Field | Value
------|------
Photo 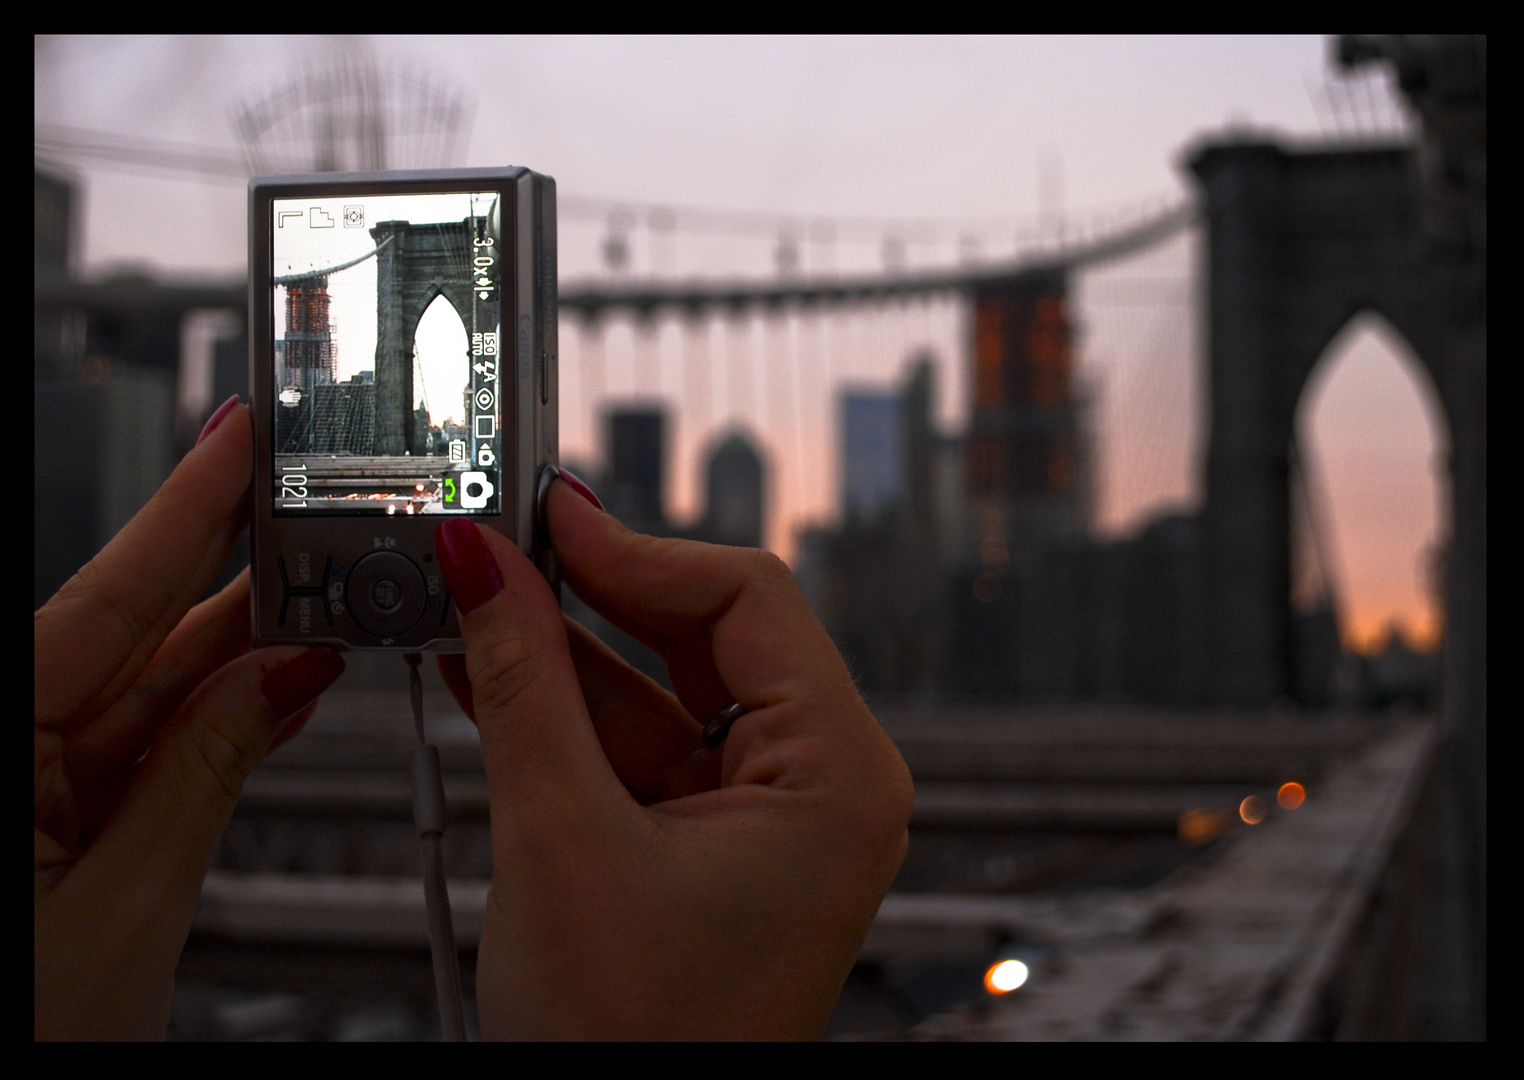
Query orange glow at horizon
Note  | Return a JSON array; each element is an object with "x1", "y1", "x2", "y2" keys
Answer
[{"x1": 1300, "y1": 315, "x2": 1448, "y2": 656}]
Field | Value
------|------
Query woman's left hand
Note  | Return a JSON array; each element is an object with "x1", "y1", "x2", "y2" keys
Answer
[{"x1": 34, "y1": 400, "x2": 345, "y2": 1040}]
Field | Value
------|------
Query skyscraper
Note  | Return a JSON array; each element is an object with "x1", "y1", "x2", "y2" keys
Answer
[
  {"x1": 605, "y1": 409, "x2": 666, "y2": 530},
  {"x1": 840, "y1": 391, "x2": 902, "y2": 522},
  {"x1": 964, "y1": 271, "x2": 1090, "y2": 548},
  {"x1": 703, "y1": 433, "x2": 764, "y2": 548}
]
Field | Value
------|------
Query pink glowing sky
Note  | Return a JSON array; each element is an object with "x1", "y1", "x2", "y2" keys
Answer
[{"x1": 34, "y1": 36, "x2": 1447, "y2": 650}]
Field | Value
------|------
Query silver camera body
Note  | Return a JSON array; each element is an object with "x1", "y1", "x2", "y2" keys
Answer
[{"x1": 248, "y1": 168, "x2": 558, "y2": 651}]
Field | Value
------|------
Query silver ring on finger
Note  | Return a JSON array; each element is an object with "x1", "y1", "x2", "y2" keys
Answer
[{"x1": 702, "y1": 702, "x2": 747, "y2": 749}]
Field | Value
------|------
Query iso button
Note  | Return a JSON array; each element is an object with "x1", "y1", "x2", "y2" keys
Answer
[{"x1": 345, "y1": 551, "x2": 427, "y2": 638}]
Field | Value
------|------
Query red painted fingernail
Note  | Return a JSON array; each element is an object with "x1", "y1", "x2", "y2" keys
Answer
[
  {"x1": 197, "y1": 395, "x2": 241, "y2": 446},
  {"x1": 260, "y1": 648, "x2": 345, "y2": 720},
  {"x1": 435, "y1": 518, "x2": 505, "y2": 616},
  {"x1": 558, "y1": 468, "x2": 604, "y2": 512}
]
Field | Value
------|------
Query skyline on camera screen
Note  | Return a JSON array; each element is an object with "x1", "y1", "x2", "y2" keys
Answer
[{"x1": 270, "y1": 191, "x2": 504, "y2": 516}]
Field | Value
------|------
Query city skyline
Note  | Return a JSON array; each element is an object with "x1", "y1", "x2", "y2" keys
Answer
[{"x1": 34, "y1": 36, "x2": 1444, "y2": 652}]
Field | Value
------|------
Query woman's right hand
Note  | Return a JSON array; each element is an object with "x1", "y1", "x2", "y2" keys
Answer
[
  {"x1": 34, "y1": 401, "x2": 345, "y2": 1040},
  {"x1": 434, "y1": 477, "x2": 914, "y2": 1040}
]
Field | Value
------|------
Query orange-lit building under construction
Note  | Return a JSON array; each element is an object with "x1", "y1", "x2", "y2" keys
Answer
[{"x1": 966, "y1": 271, "x2": 1090, "y2": 548}]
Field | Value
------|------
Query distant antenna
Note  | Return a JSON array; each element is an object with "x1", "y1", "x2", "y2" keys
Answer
[{"x1": 233, "y1": 49, "x2": 473, "y2": 174}]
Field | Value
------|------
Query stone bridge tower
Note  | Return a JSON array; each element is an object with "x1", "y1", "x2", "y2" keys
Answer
[
  {"x1": 1193, "y1": 36, "x2": 1485, "y2": 1035},
  {"x1": 370, "y1": 218, "x2": 485, "y2": 455},
  {"x1": 1189, "y1": 141, "x2": 1483, "y2": 715}
]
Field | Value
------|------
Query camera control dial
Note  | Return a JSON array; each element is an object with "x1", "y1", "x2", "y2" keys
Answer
[{"x1": 345, "y1": 551, "x2": 427, "y2": 638}]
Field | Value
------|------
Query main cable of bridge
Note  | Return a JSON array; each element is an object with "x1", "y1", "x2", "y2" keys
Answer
[
  {"x1": 557, "y1": 199, "x2": 1198, "y2": 319},
  {"x1": 35, "y1": 122, "x2": 1194, "y2": 303}
]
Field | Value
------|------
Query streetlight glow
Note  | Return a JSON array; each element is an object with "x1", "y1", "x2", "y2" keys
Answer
[{"x1": 984, "y1": 959, "x2": 1030, "y2": 995}]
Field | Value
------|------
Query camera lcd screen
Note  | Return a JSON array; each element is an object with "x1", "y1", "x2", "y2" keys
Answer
[{"x1": 270, "y1": 191, "x2": 504, "y2": 516}]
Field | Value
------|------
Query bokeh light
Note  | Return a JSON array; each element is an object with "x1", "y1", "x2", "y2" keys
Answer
[
  {"x1": 984, "y1": 959, "x2": 1030, "y2": 995},
  {"x1": 1239, "y1": 795, "x2": 1268, "y2": 825},
  {"x1": 1177, "y1": 808, "x2": 1233, "y2": 847},
  {"x1": 1277, "y1": 782, "x2": 1306, "y2": 809}
]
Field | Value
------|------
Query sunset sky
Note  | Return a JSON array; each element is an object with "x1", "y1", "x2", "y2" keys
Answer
[{"x1": 34, "y1": 35, "x2": 1447, "y2": 652}]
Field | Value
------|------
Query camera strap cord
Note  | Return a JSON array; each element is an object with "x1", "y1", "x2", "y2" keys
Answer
[{"x1": 404, "y1": 653, "x2": 468, "y2": 1042}]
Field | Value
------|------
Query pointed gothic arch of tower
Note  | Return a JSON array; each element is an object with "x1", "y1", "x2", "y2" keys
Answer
[
  {"x1": 371, "y1": 218, "x2": 488, "y2": 455},
  {"x1": 1188, "y1": 141, "x2": 1483, "y2": 713},
  {"x1": 414, "y1": 292, "x2": 471, "y2": 430},
  {"x1": 1293, "y1": 310, "x2": 1448, "y2": 656}
]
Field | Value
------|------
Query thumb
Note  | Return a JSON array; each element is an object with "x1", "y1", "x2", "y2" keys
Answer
[{"x1": 434, "y1": 518, "x2": 624, "y2": 828}]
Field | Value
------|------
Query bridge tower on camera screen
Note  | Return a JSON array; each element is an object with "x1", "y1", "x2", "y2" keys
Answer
[{"x1": 275, "y1": 277, "x2": 338, "y2": 454}]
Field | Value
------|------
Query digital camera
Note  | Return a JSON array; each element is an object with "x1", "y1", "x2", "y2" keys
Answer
[{"x1": 248, "y1": 168, "x2": 558, "y2": 650}]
